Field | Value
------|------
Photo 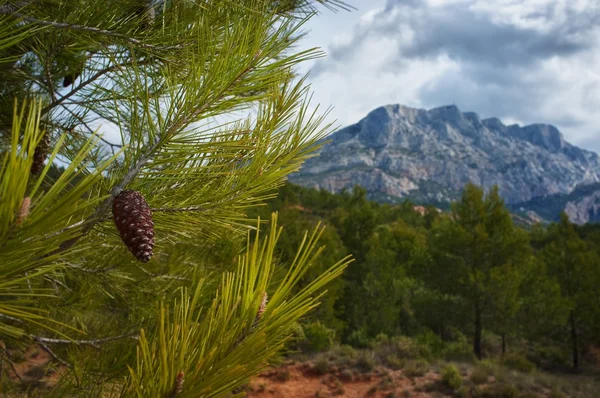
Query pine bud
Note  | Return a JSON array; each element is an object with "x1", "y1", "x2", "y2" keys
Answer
[
  {"x1": 256, "y1": 292, "x2": 268, "y2": 322},
  {"x1": 30, "y1": 133, "x2": 50, "y2": 176},
  {"x1": 137, "y1": 0, "x2": 155, "y2": 29},
  {"x1": 112, "y1": 190, "x2": 154, "y2": 262},
  {"x1": 16, "y1": 197, "x2": 31, "y2": 225},
  {"x1": 62, "y1": 70, "x2": 81, "y2": 87},
  {"x1": 166, "y1": 371, "x2": 184, "y2": 397}
]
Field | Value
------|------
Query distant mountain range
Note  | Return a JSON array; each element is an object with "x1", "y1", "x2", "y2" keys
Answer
[{"x1": 289, "y1": 104, "x2": 600, "y2": 224}]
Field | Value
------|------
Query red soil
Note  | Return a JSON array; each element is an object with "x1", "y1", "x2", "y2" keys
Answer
[{"x1": 247, "y1": 362, "x2": 450, "y2": 398}]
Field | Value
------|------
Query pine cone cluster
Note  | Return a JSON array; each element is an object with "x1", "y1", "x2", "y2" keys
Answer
[
  {"x1": 30, "y1": 134, "x2": 50, "y2": 176},
  {"x1": 112, "y1": 190, "x2": 154, "y2": 262}
]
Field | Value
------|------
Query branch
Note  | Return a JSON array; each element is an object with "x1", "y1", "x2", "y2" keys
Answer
[
  {"x1": 33, "y1": 333, "x2": 139, "y2": 349},
  {"x1": 151, "y1": 206, "x2": 207, "y2": 213},
  {"x1": 36, "y1": 340, "x2": 72, "y2": 368},
  {"x1": 41, "y1": 58, "x2": 153, "y2": 115},
  {"x1": 2, "y1": 10, "x2": 182, "y2": 51},
  {"x1": 51, "y1": 52, "x2": 260, "y2": 256},
  {"x1": 136, "y1": 266, "x2": 189, "y2": 281}
]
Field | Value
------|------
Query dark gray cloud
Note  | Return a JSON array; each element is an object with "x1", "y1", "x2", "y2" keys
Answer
[
  {"x1": 317, "y1": 0, "x2": 598, "y2": 71},
  {"x1": 307, "y1": 0, "x2": 600, "y2": 153}
]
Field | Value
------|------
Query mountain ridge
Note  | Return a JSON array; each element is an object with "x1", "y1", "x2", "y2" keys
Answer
[{"x1": 290, "y1": 104, "x2": 600, "y2": 223}]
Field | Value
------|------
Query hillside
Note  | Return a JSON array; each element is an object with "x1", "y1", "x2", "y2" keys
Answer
[{"x1": 289, "y1": 104, "x2": 600, "y2": 223}]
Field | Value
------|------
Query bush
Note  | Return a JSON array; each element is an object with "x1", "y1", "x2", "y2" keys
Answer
[
  {"x1": 415, "y1": 330, "x2": 445, "y2": 358},
  {"x1": 355, "y1": 351, "x2": 376, "y2": 373},
  {"x1": 335, "y1": 344, "x2": 358, "y2": 359},
  {"x1": 527, "y1": 345, "x2": 569, "y2": 371},
  {"x1": 470, "y1": 365, "x2": 491, "y2": 385},
  {"x1": 441, "y1": 364, "x2": 463, "y2": 390},
  {"x1": 501, "y1": 353, "x2": 536, "y2": 374},
  {"x1": 548, "y1": 387, "x2": 565, "y2": 398},
  {"x1": 347, "y1": 329, "x2": 370, "y2": 348},
  {"x1": 443, "y1": 342, "x2": 477, "y2": 363},
  {"x1": 301, "y1": 322, "x2": 335, "y2": 353},
  {"x1": 481, "y1": 332, "x2": 502, "y2": 357},
  {"x1": 374, "y1": 335, "x2": 421, "y2": 362},
  {"x1": 313, "y1": 357, "x2": 331, "y2": 375},
  {"x1": 404, "y1": 359, "x2": 429, "y2": 377},
  {"x1": 274, "y1": 368, "x2": 291, "y2": 382},
  {"x1": 482, "y1": 383, "x2": 518, "y2": 398},
  {"x1": 384, "y1": 353, "x2": 405, "y2": 370},
  {"x1": 456, "y1": 386, "x2": 469, "y2": 398}
]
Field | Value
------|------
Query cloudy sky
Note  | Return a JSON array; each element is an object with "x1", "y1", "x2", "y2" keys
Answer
[{"x1": 296, "y1": 0, "x2": 600, "y2": 153}]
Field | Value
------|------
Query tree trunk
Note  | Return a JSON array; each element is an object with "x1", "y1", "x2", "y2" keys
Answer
[
  {"x1": 474, "y1": 303, "x2": 482, "y2": 359},
  {"x1": 570, "y1": 310, "x2": 579, "y2": 370},
  {"x1": 501, "y1": 333, "x2": 506, "y2": 355}
]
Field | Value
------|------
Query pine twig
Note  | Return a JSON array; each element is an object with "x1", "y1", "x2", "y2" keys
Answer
[
  {"x1": 164, "y1": 371, "x2": 184, "y2": 398},
  {"x1": 136, "y1": 265, "x2": 189, "y2": 281},
  {"x1": 50, "y1": 50, "x2": 261, "y2": 256},
  {"x1": 36, "y1": 341, "x2": 71, "y2": 368},
  {"x1": 1, "y1": 10, "x2": 181, "y2": 51},
  {"x1": 33, "y1": 333, "x2": 139, "y2": 349}
]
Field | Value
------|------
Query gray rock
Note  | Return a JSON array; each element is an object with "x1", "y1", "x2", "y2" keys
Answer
[{"x1": 290, "y1": 104, "x2": 600, "y2": 223}]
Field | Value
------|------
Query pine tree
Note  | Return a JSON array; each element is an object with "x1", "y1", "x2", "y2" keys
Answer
[
  {"x1": 541, "y1": 213, "x2": 600, "y2": 370},
  {"x1": 426, "y1": 184, "x2": 531, "y2": 359},
  {"x1": 0, "y1": 1, "x2": 352, "y2": 395}
]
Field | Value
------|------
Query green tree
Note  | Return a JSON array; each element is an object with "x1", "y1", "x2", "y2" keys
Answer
[
  {"x1": 541, "y1": 213, "x2": 600, "y2": 370},
  {"x1": 427, "y1": 184, "x2": 531, "y2": 359},
  {"x1": 0, "y1": 1, "x2": 351, "y2": 395}
]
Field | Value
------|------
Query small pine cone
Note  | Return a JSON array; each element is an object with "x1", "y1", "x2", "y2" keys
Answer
[
  {"x1": 112, "y1": 190, "x2": 154, "y2": 262},
  {"x1": 16, "y1": 197, "x2": 31, "y2": 225},
  {"x1": 30, "y1": 134, "x2": 50, "y2": 176},
  {"x1": 171, "y1": 371, "x2": 184, "y2": 397},
  {"x1": 256, "y1": 292, "x2": 268, "y2": 321},
  {"x1": 137, "y1": 0, "x2": 155, "y2": 29},
  {"x1": 62, "y1": 70, "x2": 81, "y2": 87}
]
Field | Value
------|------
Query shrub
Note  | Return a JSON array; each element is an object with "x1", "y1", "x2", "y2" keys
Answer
[
  {"x1": 481, "y1": 332, "x2": 502, "y2": 357},
  {"x1": 313, "y1": 357, "x2": 331, "y2": 375},
  {"x1": 548, "y1": 387, "x2": 566, "y2": 398},
  {"x1": 415, "y1": 330, "x2": 444, "y2": 358},
  {"x1": 338, "y1": 368, "x2": 354, "y2": 382},
  {"x1": 335, "y1": 344, "x2": 358, "y2": 359},
  {"x1": 441, "y1": 364, "x2": 463, "y2": 390},
  {"x1": 482, "y1": 383, "x2": 519, "y2": 398},
  {"x1": 501, "y1": 353, "x2": 536, "y2": 374},
  {"x1": 347, "y1": 329, "x2": 370, "y2": 348},
  {"x1": 374, "y1": 335, "x2": 421, "y2": 363},
  {"x1": 457, "y1": 386, "x2": 469, "y2": 398},
  {"x1": 404, "y1": 359, "x2": 429, "y2": 377},
  {"x1": 470, "y1": 365, "x2": 491, "y2": 385},
  {"x1": 274, "y1": 368, "x2": 291, "y2": 382},
  {"x1": 302, "y1": 322, "x2": 335, "y2": 353},
  {"x1": 443, "y1": 342, "x2": 477, "y2": 363},
  {"x1": 527, "y1": 345, "x2": 569, "y2": 371},
  {"x1": 384, "y1": 353, "x2": 405, "y2": 370},
  {"x1": 355, "y1": 351, "x2": 376, "y2": 373}
]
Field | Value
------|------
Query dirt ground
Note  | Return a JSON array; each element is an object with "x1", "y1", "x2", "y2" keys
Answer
[{"x1": 246, "y1": 361, "x2": 452, "y2": 398}]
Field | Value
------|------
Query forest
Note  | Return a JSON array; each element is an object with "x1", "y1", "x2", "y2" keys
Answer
[{"x1": 249, "y1": 182, "x2": 600, "y2": 373}]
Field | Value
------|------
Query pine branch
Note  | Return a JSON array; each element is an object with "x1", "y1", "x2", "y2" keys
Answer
[
  {"x1": 52, "y1": 51, "x2": 261, "y2": 256},
  {"x1": 36, "y1": 341, "x2": 72, "y2": 368},
  {"x1": 136, "y1": 265, "x2": 189, "y2": 281},
  {"x1": 33, "y1": 333, "x2": 139, "y2": 349},
  {"x1": 0, "y1": 10, "x2": 181, "y2": 51},
  {"x1": 41, "y1": 58, "x2": 154, "y2": 116}
]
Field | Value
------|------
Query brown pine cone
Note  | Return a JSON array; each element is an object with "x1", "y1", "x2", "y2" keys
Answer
[
  {"x1": 112, "y1": 190, "x2": 154, "y2": 262},
  {"x1": 30, "y1": 134, "x2": 50, "y2": 176}
]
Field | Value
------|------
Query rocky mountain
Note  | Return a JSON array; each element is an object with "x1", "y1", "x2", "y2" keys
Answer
[{"x1": 289, "y1": 104, "x2": 600, "y2": 223}]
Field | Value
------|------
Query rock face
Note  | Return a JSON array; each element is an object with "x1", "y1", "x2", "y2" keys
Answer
[{"x1": 290, "y1": 104, "x2": 600, "y2": 223}]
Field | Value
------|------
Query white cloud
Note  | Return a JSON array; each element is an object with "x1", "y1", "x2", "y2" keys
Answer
[{"x1": 301, "y1": 0, "x2": 600, "y2": 152}]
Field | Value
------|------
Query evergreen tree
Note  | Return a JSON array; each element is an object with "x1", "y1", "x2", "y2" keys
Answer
[
  {"x1": 0, "y1": 1, "x2": 351, "y2": 395},
  {"x1": 541, "y1": 213, "x2": 600, "y2": 370},
  {"x1": 426, "y1": 184, "x2": 531, "y2": 359}
]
